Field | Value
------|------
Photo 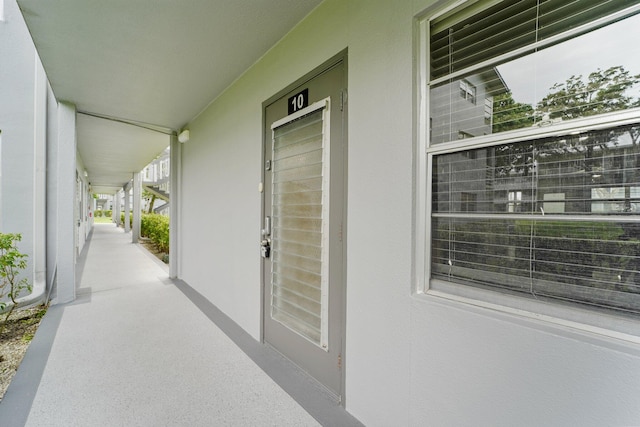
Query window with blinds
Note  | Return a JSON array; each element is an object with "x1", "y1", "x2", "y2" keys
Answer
[
  {"x1": 429, "y1": 0, "x2": 640, "y2": 144},
  {"x1": 271, "y1": 107, "x2": 329, "y2": 348},
  {"x1": 425, "y1": 0, "x2": 640, "y2": 321},
  {"x1": 432, "y1": 124, "x2": 640, "y2": 314}
]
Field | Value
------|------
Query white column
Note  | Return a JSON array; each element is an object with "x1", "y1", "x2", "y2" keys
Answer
[
  {"x1": 124, "y1": 184, "x2": 131, "y2": 233},
  {"x1": 169, "y1": 135, "x2": 180, "y2": 278},
  {"x1": 132, "y1": 171, "x2": 141, "y2": 243},
  {"x1": 114, "y1": 190, "x2": 121, "y2": 226},
  {"x1": 33, "y1": 58, "x2": 47, "y2": 300},
  {"x1": 55, "y1": 102, "x2": 77, "y2": 304}
]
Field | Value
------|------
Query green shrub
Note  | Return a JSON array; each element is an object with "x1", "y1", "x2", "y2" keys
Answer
[
  {"x1": 141, "y1": 214, "x2": 170, "y2": 253},
  {"x1": 0, "y1": 233, "x2": 31, "y2": 334},
  {"x1": 95, "y1": 210, "x2": 103, "y2": 217},
  {"x1": 104, "y1": 210, "x2": 112, "y2": 217},
  {"x1": 120, "y1": 213, "x2": 133, "y2": 227}
]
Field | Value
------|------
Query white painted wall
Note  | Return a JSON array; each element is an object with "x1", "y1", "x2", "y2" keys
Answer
[
  {"x1": 179, "y1": 0, "x2": 640, "y2": 425},
  {"x1": 0, "y1": 0, "x2": 42, "y2": 301}
]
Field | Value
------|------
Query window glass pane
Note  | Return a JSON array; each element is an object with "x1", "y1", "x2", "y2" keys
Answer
[
  {"x1": 430, "y1": 0, "x2": 639, "y2": 80},
  {"x1": 430, "y1": 10, "x2": 640, "y2": 144},
  {"x1": 432, "y1": 123, "x2": 640, "y2": 314},
  {"x1": 433, "y1": 124, "x2": 640, "y2": 215},
  {"x1": 432, "y1": 217, "x2": 640, "y2": 314}
]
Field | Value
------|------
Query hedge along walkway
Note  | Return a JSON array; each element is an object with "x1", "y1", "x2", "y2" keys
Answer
[
  {"x1": 140, "y1": 213, "x2": 169, "y2": 253},
  {"x1": 2, "y1": 223, "x2": 320, "y2": 426}
]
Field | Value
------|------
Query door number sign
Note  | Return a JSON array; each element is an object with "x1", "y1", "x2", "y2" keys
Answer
[{"x1": 288, "y1": 88, "x2": 309, "y2": 114}]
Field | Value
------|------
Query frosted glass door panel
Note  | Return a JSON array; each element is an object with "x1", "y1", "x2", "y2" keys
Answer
[{"x1": 271, "y1": 108, "x2": 329, "y2": 348}]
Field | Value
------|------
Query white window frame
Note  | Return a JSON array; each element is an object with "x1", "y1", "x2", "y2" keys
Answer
[{"x1": 415, "y1": 1, "x2": 640, "y2": 343}]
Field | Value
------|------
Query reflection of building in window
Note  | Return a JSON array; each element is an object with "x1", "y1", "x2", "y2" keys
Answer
[
  {"x1": 484, "y1": 97, "x2": 493, "y2": 125},
  {"x1": 543, "y1": 193, "x2": 565, "y2": 214},
  {"x1": 460, "y1": 192, "x2": 477, "y2": 212},
  {"x1": 460, "y1": 80, "x2": 476, "y2": 104},
  {"x1": 507, "y1": 191, "x2": 522, "y2": 212},
  {"x1": 592, "y1": 187, "x2": 640, "y2": 213},
  {"x1": 430, "y1": 70, "x2": 506, "y2": 144}
]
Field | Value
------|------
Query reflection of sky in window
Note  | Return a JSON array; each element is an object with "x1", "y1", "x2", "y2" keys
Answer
[{"x1": 497, "y1": 13, "x2": 640, "y2": 107}]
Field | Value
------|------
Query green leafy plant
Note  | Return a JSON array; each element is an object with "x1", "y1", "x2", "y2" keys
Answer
[
  {"x1": 0, "y1": 233, "x2": 31, "y2": 335},
  {"x1": 141, "y1": 214, "x2": 170, "y2": 255},
  {"x1": 120, "y1": 212, "x2": 134, "y2": 228}
]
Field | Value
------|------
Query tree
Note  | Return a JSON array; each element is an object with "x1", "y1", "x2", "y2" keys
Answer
[
  {"x1": 492, "y1": 66, "x2": 640, "y2": 176},
  {"x1": 536, "y1": 66, "x2": 640, "y2": 121},
  {"x1": 142, "y1": 189, "x2": 157, "y2": 214},
  {"x1": 492, "y1": 91, "x2": 535, "y2": 133}
]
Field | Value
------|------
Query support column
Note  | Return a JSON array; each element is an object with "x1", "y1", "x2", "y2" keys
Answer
[
  {"x1": 55, "y1": 102, "x2": 76, "y2": 304},
  {"x1": 132, "y1": 171, "x2": 141, "y2": 243},
  {"x1": 114, "y1": 190, "x2": 121, "y2": 226},
  {"x1": 33, "y1": 58, "x2": 47, "y2": 301},
  {"x1": 169, "y1": 135, "x2": 180, "y2": 278},
  {"x1": 124, "y1": 183, "x2": 131, "y2": 233}
]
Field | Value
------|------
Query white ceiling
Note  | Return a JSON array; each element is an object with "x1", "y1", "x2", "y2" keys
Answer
[
  {"x1": 77, "y1": 114, "x2": 170, "y2": 194},
  {"x1": 18, "y1": 0, "x2": 322, "y2": 193}
]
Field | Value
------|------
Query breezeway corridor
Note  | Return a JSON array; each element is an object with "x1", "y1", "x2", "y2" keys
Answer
[{"x1": 0, "y1": 224, "x2": 359, "y2": 426}]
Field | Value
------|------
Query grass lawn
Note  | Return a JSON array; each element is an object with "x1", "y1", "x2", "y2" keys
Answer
[{"x1": 93, "y1": 216, "x2": 113, "y2": 224}]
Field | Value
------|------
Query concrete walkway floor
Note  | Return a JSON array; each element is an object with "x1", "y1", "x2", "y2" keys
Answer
[{"x1": 0, "y1": 224, "x2": 361, "y2": 427}]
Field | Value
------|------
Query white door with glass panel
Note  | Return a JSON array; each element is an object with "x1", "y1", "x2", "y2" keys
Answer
[{"x1": 262, "y1": 61, "x2": 345, "y2": 397}]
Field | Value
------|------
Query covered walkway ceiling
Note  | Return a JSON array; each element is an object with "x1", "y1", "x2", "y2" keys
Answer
[{"x1": 18, "y1": 0, "x2": 322, "y2": 193}]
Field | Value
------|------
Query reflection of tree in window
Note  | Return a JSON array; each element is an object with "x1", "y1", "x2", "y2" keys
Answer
[{"x1": 537, "y1": 66, "x2": 640, "y2": 121}]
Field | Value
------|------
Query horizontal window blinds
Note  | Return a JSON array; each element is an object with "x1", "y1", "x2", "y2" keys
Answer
[
  {"x1": 430, "y1": 0, "x2": 640, "y2": 80},
  {"x1": 271, "y1": 110, "x2": 327, "y2": 346},
  {"x1": 431, "y1": 124, "x2": 640, "y2": 314}
]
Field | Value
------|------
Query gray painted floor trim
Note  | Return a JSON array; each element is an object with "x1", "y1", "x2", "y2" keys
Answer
[
  {"x1": 173, "y1": 279, "x2": 364, "y2": 427},
  {"x1": 0, "y1": 305, "x2": 63, "y2": 427},
  {"x1": 0, "y1": 230, "x2": 95, "y2": 426}
]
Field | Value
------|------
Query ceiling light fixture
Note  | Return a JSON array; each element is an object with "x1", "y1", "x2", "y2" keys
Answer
[{"x1": 178, "y1": 129, "x2": 190, "y2": 143}]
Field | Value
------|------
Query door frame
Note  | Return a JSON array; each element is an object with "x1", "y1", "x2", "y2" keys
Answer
[{"x1": 260, "y1": 49, "x2": 348, "y2": 402}]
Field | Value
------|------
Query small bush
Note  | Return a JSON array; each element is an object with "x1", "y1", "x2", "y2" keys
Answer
[
  {"x1": 95, "y1": 210, "x2": 103, "y2": 217},
  {"x1": 104, "y1": 210, "x2": 112, "y2": 217},
  {"x1": 120, "y1": 213, "x2": 133, "y2": 228},
  {"x1": 0, "y1": 233, "x2": 31, "y2": 335},
  {"x1": 141, "y1": 214, "x2": 170, "y2": 253}
]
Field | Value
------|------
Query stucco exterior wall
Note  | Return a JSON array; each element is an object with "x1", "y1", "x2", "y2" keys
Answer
[
  {"x1": 2, "y1": 0, "x2": 85, "y2": 306},
  {"x1": 0, "y1": 0, "x2": 39, "y2": 293},
  {"x1": 179, "y1": 0, "x2": 640, "y2": 425}
]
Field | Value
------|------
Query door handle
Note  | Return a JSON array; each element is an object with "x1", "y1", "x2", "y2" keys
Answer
[
  {"x1": 260, "y1": 238, "x2": 271, "y2": 258},
  {"x1": 261, "y1": 216, "x2": 271, "y2": 258}
]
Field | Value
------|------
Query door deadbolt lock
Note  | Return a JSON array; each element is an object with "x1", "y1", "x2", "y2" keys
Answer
[{"x1": 260, "y1": 238, "x2": 271, "y2": 258}]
